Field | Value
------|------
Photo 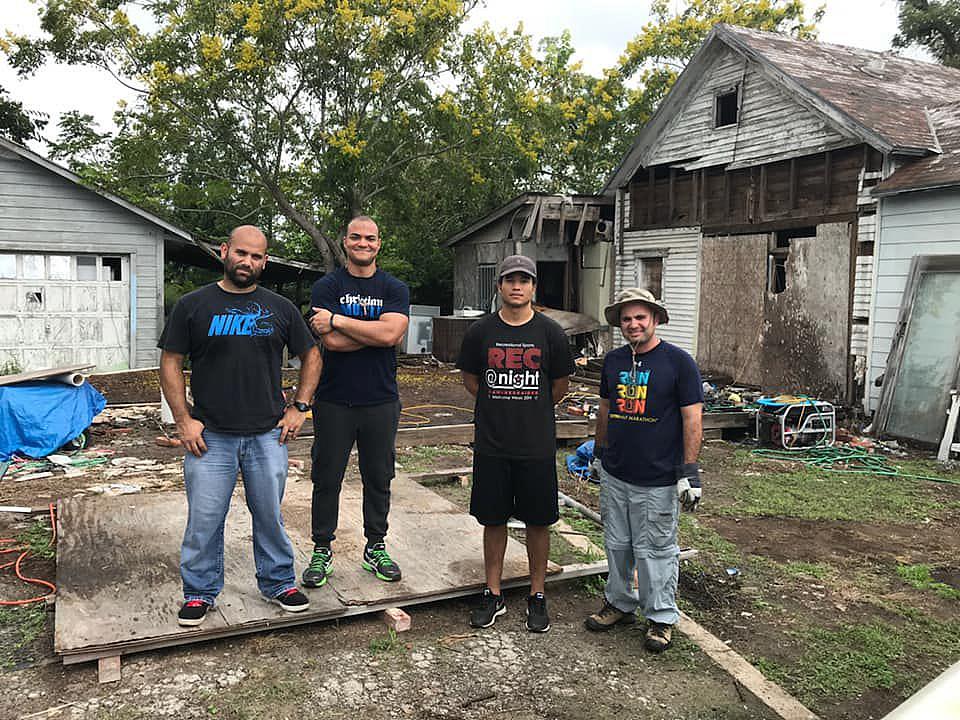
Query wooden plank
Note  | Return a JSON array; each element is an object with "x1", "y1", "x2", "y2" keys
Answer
[
  {"x1": 668, "y1": 168, "x2": 676, "y2": 222},
  {"x1": 59, "y1": 559, "x2": 610, "y2": 665},
  {"x1": 55, "y1": 472, "x2": 559, "y2": 662},
  {"x1": 0, "y1": 364, "x2": 95, "y2": 387},
  {"x1": 789, "y1": 158, "x2": 797, "y2": 209},
  {"x1": 646, "y1": 167, "x2": 655, "y2": 225},
  {"x1": 937, "y1": 391, "x2": 960, "y2": 462},
  {"x1": 823, "y1": 150, "x2": 832, "y2": 210}
]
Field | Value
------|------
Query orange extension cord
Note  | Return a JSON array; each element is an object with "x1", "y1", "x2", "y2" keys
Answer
[{"x1": 0, "y1": 503, "x2": 57, "y2": 606}]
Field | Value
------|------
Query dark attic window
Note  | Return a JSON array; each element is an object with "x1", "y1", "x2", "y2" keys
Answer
[{"x1": 715, "y1": 87, "x2": 739, "y2": 128}]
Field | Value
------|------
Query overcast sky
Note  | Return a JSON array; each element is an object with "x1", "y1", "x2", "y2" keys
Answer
[{"x1": 1, "y1": 0, "x2": 911, "y2": 146}]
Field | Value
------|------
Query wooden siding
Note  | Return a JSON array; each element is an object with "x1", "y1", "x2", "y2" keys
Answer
[
  {"x1": 0, "y1": 150, "x2": 164, "y2": 369},
  {"x1": 867, "y1": 188, "x2": 960, "y2": 412},
  {"x1": 616, "y1": 191, "x2": 700, "y2": 354},
  {"x1": 647, "y1": 50, "x2": 852, "y2": 171}
]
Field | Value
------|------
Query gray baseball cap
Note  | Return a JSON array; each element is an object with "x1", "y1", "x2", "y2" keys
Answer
[{"x1": 498, "y1": 254, "x2": 537, "y2": 280}]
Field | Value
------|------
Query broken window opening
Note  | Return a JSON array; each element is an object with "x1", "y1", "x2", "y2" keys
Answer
[
  {"x1": 715, "y1": 87, "x2": 740, "y2": 128},
  {"x1": 26, "y1": 289, "x2": 43, "y2": 308},
  {"x1": 634, "y1": 254, "x2": 664, "y2": 299},
  {"x1": 102, "y1": 256, "x2": 122, "y2": 281},
  {"x1": 768, "y1": 252, "x2": 788, "y2": 294},
  {"x1": 476, "y1": 263, "x2": 497, "y2": 310}
]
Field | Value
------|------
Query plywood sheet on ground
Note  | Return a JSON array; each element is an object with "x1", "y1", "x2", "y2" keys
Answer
[{"x1": 56, "y1": 473, "x2": 555, "y2": 660}]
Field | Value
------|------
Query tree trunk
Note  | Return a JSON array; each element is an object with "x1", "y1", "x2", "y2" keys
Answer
[{"x1": 253, "y1": 164, "x2": 344, "y2": 272}]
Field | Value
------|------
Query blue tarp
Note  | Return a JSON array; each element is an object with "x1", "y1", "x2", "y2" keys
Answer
[
  {"x1": 565, "y1": 439, "x2": 596, "y2": 482},
  {"x1": 0, "y1": 380, "x2": 106, "y2": 461}
]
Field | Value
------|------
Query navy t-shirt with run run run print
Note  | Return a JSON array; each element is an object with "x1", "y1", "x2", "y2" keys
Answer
[
  {"x1": 311, "y1": 267, "x2": 410, "y2": 406},
  {"x1": 158, "y1": 283, "x2": 315, "y2": 435},
  {"x1": 599, "y1": 341, "x2": 703, "y2": 486}
]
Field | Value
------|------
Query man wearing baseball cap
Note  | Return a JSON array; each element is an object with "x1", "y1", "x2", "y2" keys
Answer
[
  {"x1": 456, "y1": 254, "x2": 575, "y2": 633},
  {"x1": 584, "y1": 288, "x2": 703, "y2": 652}
]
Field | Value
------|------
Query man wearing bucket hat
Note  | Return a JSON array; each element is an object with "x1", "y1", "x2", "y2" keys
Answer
[
  {"x1": 584, "y1": 287, "x2": 703, "y2": 652},
  {"x1": 456, "y1": 254, "x2": 575, "y2": 633}
]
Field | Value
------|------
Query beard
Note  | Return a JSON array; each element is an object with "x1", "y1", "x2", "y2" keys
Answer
[{"x1": 225, "y1": 259, "x2": 261, "y2": 288}]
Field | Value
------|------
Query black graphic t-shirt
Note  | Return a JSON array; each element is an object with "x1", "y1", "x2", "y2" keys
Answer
[
  {"x1": 599, "y1": 341, "x2": 703, "y2": 486},
  {"x1": 311, "y1": 267, "x2": 410, "y2": 406},
  {"x1": 457, "y1": 312, "x2": 575, "y2": 459},
  {"x1": 157, "y1": 283, "x2": 315, "y2": 434}
]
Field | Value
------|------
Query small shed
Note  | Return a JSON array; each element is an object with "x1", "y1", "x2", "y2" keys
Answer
[
  {"x1": 0, "y1": 138, "x2": 321, "y2": 373},
  {"x1": 445, "y1": 193, "x2": 615, "y2": 335}
]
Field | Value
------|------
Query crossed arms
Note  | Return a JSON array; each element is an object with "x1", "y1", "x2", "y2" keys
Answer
[{"x1": 309, "y1": 306, "x2": 408, "y2": 351}]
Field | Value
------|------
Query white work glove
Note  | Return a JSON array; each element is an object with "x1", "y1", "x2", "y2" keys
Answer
[{"x1": 676, "y1": 463, "x2": 702, "y2": 512}]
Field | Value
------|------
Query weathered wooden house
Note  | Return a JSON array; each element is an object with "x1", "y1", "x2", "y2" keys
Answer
[
  {"x1": 866, "y1": 102, "x2": 960, "y2": 444},
  {"x1": 446, "y1": 192, "x2": 615, "y2": 330},
  {"x1": 602, "y1": 24, "x2": 960, "y2": 403},
  {"x1": 0, "y1": 138, "x2": 320, "y2": 373}
]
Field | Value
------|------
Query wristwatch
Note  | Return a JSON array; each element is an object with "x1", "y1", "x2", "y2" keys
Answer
[{"x1": 290, "y1": 400, "x2": 310, "y2": 412}]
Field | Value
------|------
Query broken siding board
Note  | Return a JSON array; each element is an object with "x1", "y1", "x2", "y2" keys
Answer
[
  {"x1": 646, "y1": 50, "x2": 851, "y2": 171},
  {"x1": 867, "y1": 188, "x2": 960, "y2": 412}
]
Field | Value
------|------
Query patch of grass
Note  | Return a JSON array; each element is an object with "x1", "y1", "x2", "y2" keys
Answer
[
  {"x1": 205, "y1": 675, "x2": 307, "y2": 720},
  {"x1": 396, "y1": 444, "x2": 467, "y2": 473},
  {"x1": 896, "y1": 564, "x2": 960, "y2": 600},
  {"x1": 18, "y1": 520, "x2": 56, "y2": 560},
  {"x1": 0, "y1": 604, "x2": 48, "y2": 668},
  {"x1": 719, "y1": 456, "x2": 945, "y2": 522},
  {"x1": 557, "y1": 507, "x2": 604, "y2": 549},
  {"x1": 754, "y1": 623, "x2": 903, "y2": 704},
  {"x1": 678, "y1": 515, "x2": 742, "y2": 568},
  {"x1": 369, "y1": 628, "x2": 406, "y2": 656},
  {"x1": 782, "y1": 561, "x2": 831, "y2": 580}
]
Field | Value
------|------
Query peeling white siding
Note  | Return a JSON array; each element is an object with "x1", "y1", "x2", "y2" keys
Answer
[
  {"x1": 615, "y1": 190, "x2": 701, "y2": 354},
  {"x1": 647, "y1": 50, "x2": 852, "y2": 171}
]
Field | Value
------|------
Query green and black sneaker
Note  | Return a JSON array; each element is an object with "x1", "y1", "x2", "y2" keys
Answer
[
  {"x1": 362, "y1": 542, "x2": 402, "y2": 582},
  {"x1": 302, "y1": 546, "x2": 333, "y2": 588}
]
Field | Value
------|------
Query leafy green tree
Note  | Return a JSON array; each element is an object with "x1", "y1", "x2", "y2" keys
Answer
[
  {"x1": 0, "y1": 85, "x2": 46, "y2": 144},
  {"x1": 894, "y1": 0, "x2": 960, "y2": 67}
]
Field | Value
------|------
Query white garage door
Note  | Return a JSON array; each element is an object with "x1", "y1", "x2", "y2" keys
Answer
[{"x1": 0, "y1": 252, "x2": 130, "y2": 374}]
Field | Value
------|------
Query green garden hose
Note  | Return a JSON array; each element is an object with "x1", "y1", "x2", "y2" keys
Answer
[{"x1": 751, "y1": 446, "x2": 960, "y2": 486}]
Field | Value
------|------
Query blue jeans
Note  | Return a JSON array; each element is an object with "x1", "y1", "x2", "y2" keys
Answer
[
  {"x1": 181, "y1": 427, "x2": 296, "y2": 604},
  {"x1": 598, "y1": 465, "x2": 680, "y2": 625}
]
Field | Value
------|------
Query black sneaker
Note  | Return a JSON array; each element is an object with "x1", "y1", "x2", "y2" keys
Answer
[
  {"x1": 469, "y1": 588, "x2": 506, "y2": 628},
  {"x1": 362, "y1": 542, "x2": 402, "y2": 582},
  {"x1": 272, "y1": 588, "x2": 310, "y2": 613},
  {"x1": 177, "y1": 599, "x2": 210, "y2": 627},
  {"x1": 302, "y1": 546, "x2": 333, "y2": 588},
  {"x1": 526, "y1": 592, "x2": 550, "y2": 633}
]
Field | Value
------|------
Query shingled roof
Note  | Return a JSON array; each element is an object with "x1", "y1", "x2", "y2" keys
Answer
[
  {"x1": 873, "y1": 102, "x2": 960, "y2": 196},
  {"x1": 603, "y1": 24, "x2": 960, "y2": 194}
]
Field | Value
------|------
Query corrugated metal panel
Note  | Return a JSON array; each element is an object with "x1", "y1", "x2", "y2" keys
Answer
[
  {"x1": 867, "y1": 189, "x2": 960, "y2": 411},
  {"x1": 0, "y1": 153, "x2": 163, "y2": 370},
  {"x1": 613, "y1": 201, "x2": 701, "y2": 355},
  {"x1": 647, "y1": 50, "x2": 850, "y2": 171}
]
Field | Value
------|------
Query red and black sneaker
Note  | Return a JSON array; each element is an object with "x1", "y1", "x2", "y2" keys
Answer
[
  {"x1": 271, "y1": 587, "x2": 310, "y2": 613},
  {"x1": 177, "y1": 599, "x2": 210, "y2": 627}
]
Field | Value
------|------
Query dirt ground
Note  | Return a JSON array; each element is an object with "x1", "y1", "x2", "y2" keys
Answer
[{"x1": 2, "y1": 366, "x2": 959, "y2": 720}]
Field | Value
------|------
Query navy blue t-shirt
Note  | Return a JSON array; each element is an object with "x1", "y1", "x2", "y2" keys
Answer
[
  {"x1": 157, "y1": 283, "x2": 315, "y2": 434},
  {"x1": 311, "y1": 267, "x2": 410, "y2": 406},
  {"x1": 599, "y1": 341, "x2": 703, "y2": 486}
]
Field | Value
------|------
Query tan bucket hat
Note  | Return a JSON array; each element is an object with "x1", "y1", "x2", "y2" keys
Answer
[{"x1": 603, "y1": 287, "x2": 669, "y2": 326}]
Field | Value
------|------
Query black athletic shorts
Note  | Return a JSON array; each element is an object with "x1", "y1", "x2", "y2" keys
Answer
[{"x1": 470, "y1": 453, "x2": 559, "y2": 527}]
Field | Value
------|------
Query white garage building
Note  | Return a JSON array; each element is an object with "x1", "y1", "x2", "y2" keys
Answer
[{"x1": 0, "y1": 137, "x2": 319, "y2": 373}]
